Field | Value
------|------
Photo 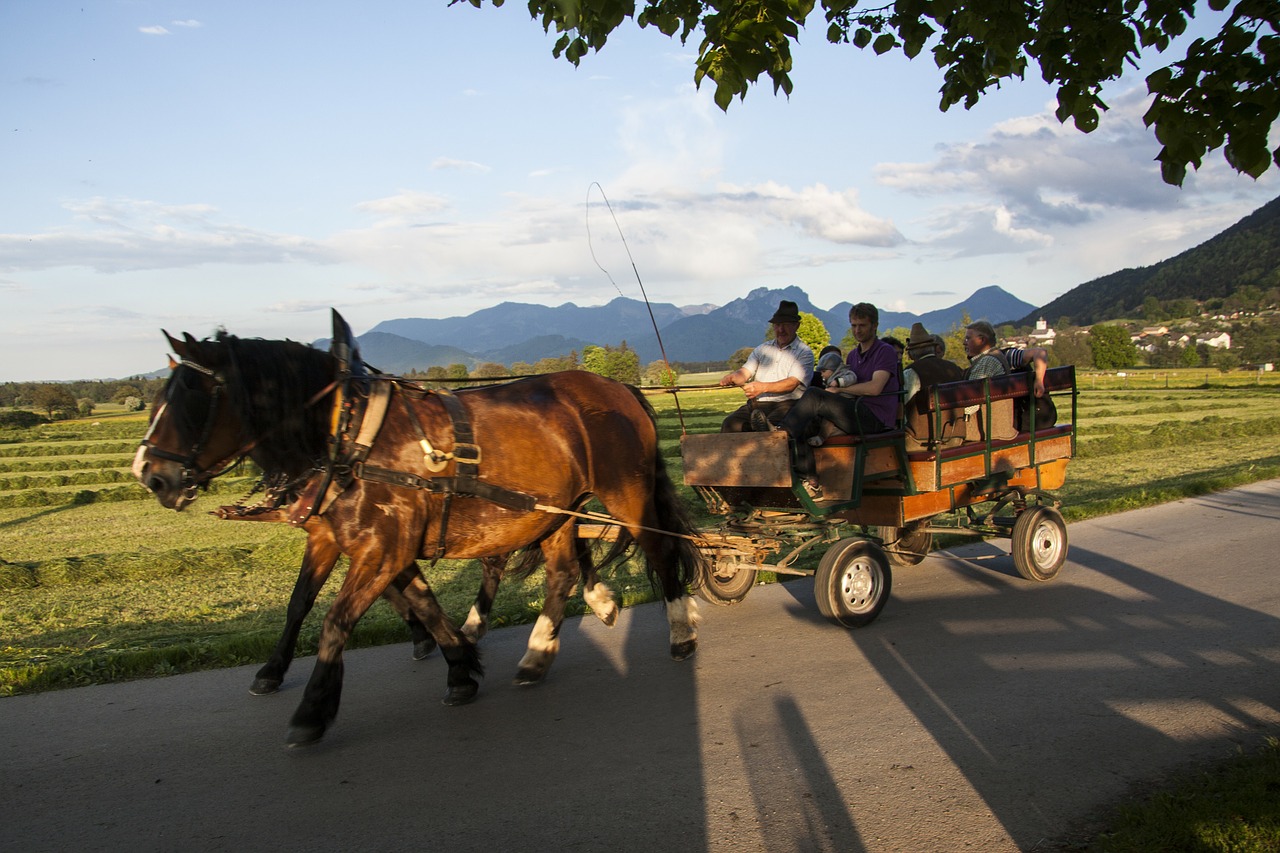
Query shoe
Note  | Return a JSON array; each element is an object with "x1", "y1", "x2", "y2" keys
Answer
[
  {"x1": 749, "y1": 410, "x2": 770, "y2": 432},
  {"x1": 802, "y1": 480, "x2": 824, "y2": 500}
]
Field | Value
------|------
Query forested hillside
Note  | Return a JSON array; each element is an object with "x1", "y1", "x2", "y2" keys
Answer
[{"x1": 1022, "y1": 195, "x2": 1280, "y2": 326}]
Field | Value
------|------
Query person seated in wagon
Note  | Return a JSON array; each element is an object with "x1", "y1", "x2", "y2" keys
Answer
[
  {"x1": 718, "y1": 300, "x2": 815, "y2": 432},
  {"x1": 777, "y1": 301, "x2": 901, "y2": 499}
]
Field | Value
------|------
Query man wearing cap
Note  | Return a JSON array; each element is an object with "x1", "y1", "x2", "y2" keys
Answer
[
  {"x1": 902, "y1": 322, "x2": 964, "y2": 405},
  {"x1": 718, "y1": 299, "x2": 815, "y2": 432}
]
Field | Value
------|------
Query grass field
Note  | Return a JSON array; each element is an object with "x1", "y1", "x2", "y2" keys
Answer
[
  {"x1": 4, "y1": 376, "x2": 1279, "y2": 695},
  {"x1": 3, "y1": 373, "x2": 1279, "y2": 851}
]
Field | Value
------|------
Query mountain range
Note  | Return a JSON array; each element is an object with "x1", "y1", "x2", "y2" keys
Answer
[
  {"x1": 353, "y1": 285, "x2": 1036, "y2": 373},
  {"x1": 329, "y1": 192, "x2": 1280, "y2": 374}
]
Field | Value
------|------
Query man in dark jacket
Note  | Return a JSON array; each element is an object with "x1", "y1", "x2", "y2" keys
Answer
[{"x1": 902, "y1": 322, "x2": 964, "y2": 405}]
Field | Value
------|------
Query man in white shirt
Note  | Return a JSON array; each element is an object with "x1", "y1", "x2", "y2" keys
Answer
[{"x1": 719, "y1": 300, "x2": 815, "y2": 432}]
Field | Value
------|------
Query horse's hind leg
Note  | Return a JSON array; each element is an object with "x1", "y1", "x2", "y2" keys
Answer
[
  {"x1": 385, "y1": 565, "x2": 438, "y2": 660},
  {"x1": 251, "y1": 525, "x2": 341, "y2": 695},
  {"x1": 460, "y1": 555, "x2": 507, "y2": 642},
  {"x1": 515, "y1": 525, "x2": 580, "y2": 685},
  {"x1": 396, "y1": 573, "x2": 483, "y2": 706},
  {"x1": 637, "y1": 526, "x2": 701, "y2": 660},
  {"x1": 580, "y1": 540, "x2": 619, "y2": 627}
]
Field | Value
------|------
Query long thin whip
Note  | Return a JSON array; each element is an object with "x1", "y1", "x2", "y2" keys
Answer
[{"x1": 585, "y1": 182, "x2": 688, "y2": 432}]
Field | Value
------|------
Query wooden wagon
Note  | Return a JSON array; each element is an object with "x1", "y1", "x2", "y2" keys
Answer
[{"x1": 678, "y1": 366, "x2": 1078, "y2": 627}]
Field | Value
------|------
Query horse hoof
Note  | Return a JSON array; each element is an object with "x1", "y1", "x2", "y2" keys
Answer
[
  {"x1": 285, "y1": 723, "x2": 326, "y2": 747},
  {"x1": 670, "y1": 639, "x2": 697, "y2": 661},
  {"x1": 442, "y1": 681, "x2": 479, "y2": 706},
  {"x1": 249, "y1": 677, "x2": 281, "y2": 695},
  {"x1": 513, "y1": 665, "x2": 548, "y2": 686},
  {"x1": 598, "y1": 606, "x2": 619, "y2": 628},
  {"x1": 412, "y1": 637, "x2": 438, "y2": 661}
]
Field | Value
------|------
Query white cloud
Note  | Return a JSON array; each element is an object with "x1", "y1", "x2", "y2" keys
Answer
[
  {"x1": 0, "y1": 197, "x2": 332, "y2": 273},
  {"x1": 354, "y1": 190, "x2": 452, "y2": 220},
  {"x1": 430, "y1": 158, "x2": 491, "y2": 173},
  {"x1": 139, "y1": 25, "x2": 171, "y2": 36},
  {"x1": 171, "y1": 20, "x2": 203, "y2": 28}
]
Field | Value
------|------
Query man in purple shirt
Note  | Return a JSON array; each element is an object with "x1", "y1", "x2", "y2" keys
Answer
[{"x1": 779, "y1": 302, "x2": 901, "y2": 499}]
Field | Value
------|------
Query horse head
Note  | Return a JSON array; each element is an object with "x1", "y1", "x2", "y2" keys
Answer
[{"x1": 133, "y1": 332, "x2": 247, "y2": 511}]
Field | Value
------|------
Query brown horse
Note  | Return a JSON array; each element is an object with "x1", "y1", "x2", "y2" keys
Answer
[{"x1": 133, "y1": 328, "x2": 704, "y2": 746}]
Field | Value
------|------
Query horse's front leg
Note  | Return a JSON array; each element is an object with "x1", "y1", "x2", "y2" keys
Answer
[
  {"x1": 251, "y1": 524, "x2": 341, "y2": 695},
  {"x1": 460, "y1": 554, "x2": 508, "y2": 642},
  {"x1": 286, "y1": 562, "x2": 396, "y2": 747},
  {"x1": 515, "y1": 526, "x2": 580, "y2": 685}
]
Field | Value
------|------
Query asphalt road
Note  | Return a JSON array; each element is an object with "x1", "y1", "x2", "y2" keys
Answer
[{"x1": 5, "y1": 480, "x2": 1280, "y2": 852}]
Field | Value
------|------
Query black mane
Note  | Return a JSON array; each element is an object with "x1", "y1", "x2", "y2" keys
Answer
[{"x1": 214, "y1": 332, "x2": 335, "y2": 478}]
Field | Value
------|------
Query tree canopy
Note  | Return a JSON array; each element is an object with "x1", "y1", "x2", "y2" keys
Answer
[{"x1": 463, "y1": 0, "x2": 1279, "y2": 185}]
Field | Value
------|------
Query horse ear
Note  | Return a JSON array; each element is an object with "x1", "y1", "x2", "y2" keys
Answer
[
  {"x1": 164, "y1": 331, "x2": 188, "y2": 359},
  {"x1": 168, "y1": 355, "x2": 179, "y2": 370}
]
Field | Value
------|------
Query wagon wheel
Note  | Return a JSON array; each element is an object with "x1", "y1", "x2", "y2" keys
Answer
[
  {"x1": 1011, "y1": 505, "x2": 1068, "y2": 582},
  {"x1": 694, "y1": 554, "x2": 759, "y2": 606},
  {"x1": 874, "y1": 524, "x2": 933, "y2": 567},
  {"x1": 813, "y1": 537, "x2": 892, "y2": 628}
]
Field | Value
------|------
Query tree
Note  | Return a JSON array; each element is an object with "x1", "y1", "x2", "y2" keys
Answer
[
  {"x1": 31, "y1": 384, "x2": 78, "y2": 419},
  {"x1": 1089, "y1": 324, "x2": 1138, "y2": 369},
  {"x1": 111, "y1": 384, "x2": 143, "y2": 404},
  {"x1": 472, "y1": 0, "x2": 1280, "y2": 185},
  {"x1": 581, "y1": 344, "x2": 642, "y2": 384},
  {"x1": 473, "y1": 362, "x2": 509, "y2": 379},
  {"x1": 446, "y1": 363, "x2": 470, "y2": 380},
  {"x1": 797, "y1": 312, "x2": 830, "y2": 357},
  {"x1": 643, "y1": 360, "x2": 679, "y2": 387},
  {"x1": 1211, "y1": 349, "x2": 1240, "y2": 372},
  {"x1": 1180, "y1": 343, "x2": 1201, "y2": 367},
  {"x1": 727, "y1": 346, "x2": 753, "y2": 370}
]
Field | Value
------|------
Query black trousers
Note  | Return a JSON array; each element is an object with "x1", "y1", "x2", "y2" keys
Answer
[
  {"x1": 720, "y1": 399, "x2": 796, "y2": 433},
  {"x1": 779, "y1": 388, "x2": 888, "y2": 479}
]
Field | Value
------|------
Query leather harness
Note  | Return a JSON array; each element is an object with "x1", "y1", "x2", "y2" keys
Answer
[{"x1": 289, "y1": 377, "x2": 538, "y2": 559}]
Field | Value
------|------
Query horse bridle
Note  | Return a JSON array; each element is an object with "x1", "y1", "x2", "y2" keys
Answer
[
  {"x1": 140, "y1": 359, "x2": 243, "y2": 502},
  {"x1": 140, "y1": 357, "x2": 341, "y2": 502}
]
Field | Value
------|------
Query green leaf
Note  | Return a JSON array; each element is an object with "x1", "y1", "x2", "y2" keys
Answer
[{"x1": 872, "y1": 32, "x2": 896, "y2": 55}]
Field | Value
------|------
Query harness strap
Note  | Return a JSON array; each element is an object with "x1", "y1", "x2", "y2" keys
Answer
[{"x1": 354, "y1": 462, "x2": 537, "y2": 512}]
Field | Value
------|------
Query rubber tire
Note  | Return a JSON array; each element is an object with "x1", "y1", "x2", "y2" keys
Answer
[
  {"x1": 875, "y1": 525, "x2": 933, "y2": 567},
  {"x1": 813, "y1": 538, "x2": 892, "y2": 628},
  {"x1": 694, "y1": 555, "x2": 758, "y2": 606},
  {"x1": 1011, "y1": 505, "x2": 1068, "y2": 582}
]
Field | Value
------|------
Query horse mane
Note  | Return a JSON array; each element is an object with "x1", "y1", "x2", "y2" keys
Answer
[{"x1": 214, "y1": 331, "x2": 335, "y2": 478}]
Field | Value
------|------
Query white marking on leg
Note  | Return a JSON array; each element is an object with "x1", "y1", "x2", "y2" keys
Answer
[
  {"x1": 666, "y1": 595, "x2": 700, "y2": 646},
  {"x1": 516, "y1": 614, "x2": 560, "y2": 674},
  {"x1": 461, "y1": 604, "x2": 488, "y2": 641},
  {"x1": 583, "y1": 581, "x2": 618, "y2": 626}
]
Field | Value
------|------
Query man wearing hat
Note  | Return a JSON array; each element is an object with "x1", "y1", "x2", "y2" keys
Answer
[
  {"x1": 902, "y1": 322, "x2": 964, "y2": 405},
  {"x1": 718, "y1": 299, "x2": 815, "y2": 432}
]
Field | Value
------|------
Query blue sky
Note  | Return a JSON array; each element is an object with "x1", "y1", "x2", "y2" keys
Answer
[{"x1": 2, "y1": 0, "x2": 1277, "y2": 382}]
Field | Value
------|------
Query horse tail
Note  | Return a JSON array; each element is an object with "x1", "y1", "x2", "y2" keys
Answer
[{"x1": 625, "y1": 385, "x2": 706, "y2": 593}]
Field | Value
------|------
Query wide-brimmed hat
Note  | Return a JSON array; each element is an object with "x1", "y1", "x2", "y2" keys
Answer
[
  {"x1": 906, "y1": 322, "x2": 935, "y2": 352},
  {"x1": 768, "y1": 300, "x2": 801, "y2": 324}
]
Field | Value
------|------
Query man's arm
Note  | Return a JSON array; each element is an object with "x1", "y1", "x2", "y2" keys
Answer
[
  {"x1": 838, "y1": 368, "x2": 891, "y2": 397},
  {"x1": 1024, "y1": 347, "x2": 1048, "y2": 397}
]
